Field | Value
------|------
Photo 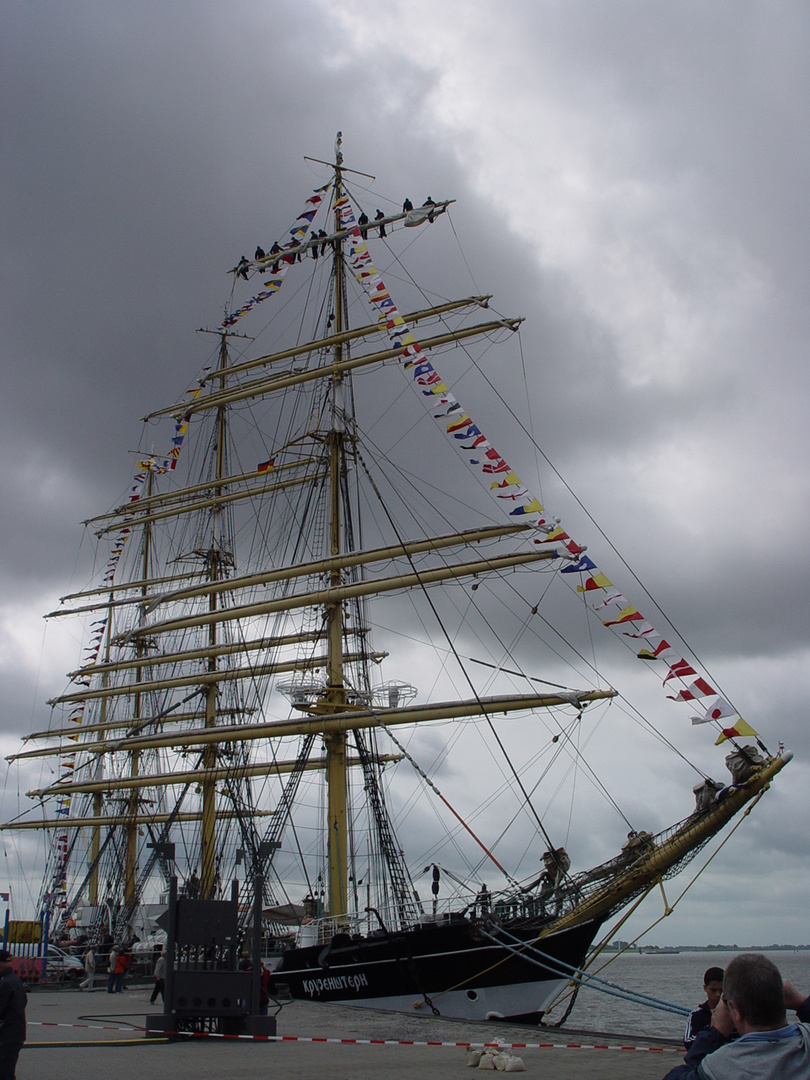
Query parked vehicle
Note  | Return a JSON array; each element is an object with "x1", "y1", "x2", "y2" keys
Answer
[{"x1": 44, "y1": 944, "x2": 83, "y2": 980}]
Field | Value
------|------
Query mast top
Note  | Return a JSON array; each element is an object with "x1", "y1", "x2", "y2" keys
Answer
[{"x1": 303, "y1": 132, "x2": 375, "y2": 180}]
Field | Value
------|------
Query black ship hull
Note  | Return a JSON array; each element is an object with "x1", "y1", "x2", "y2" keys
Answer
[{"x1": 271, "y1": 915, "x2": 601, "y2": 1023}]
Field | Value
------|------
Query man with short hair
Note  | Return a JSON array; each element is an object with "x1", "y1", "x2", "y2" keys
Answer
[
  {"x1": 664, "y1": 952, "x2": 810, "y2": 1079},
  {"x1": 0, "y1": 949, "x2": 27, "y2": 1080},
  {"x1": 684, "y1": 965, "x2": 725, "y2": 1047}
]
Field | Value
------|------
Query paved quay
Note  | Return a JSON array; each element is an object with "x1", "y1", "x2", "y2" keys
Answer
[{"x1": 18, "y1": 982, "x2": 685, "y2": 1080}]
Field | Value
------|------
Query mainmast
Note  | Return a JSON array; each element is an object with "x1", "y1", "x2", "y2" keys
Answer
[
  {"x1": 324, "y1": 133, "x2": 349, "y2": 921},
  {"x1": 200, "y1": 331, "x2": 231, "y2": 899},
  {"x1": 125, "y1": 467, "x2": 154, "y2": 905}
]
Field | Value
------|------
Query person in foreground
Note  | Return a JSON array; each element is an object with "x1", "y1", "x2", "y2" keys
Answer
[
  {"x1": 0, "y1": 949, "x2": 27, "y2": 1080},
  {"x1": 663, "y1": 952, "x2": 810, "y2": 1079}
]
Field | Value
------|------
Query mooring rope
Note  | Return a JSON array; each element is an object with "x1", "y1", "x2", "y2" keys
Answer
[{"x1": 480, "y1": 926, "x2": 690, "y2": 1017}]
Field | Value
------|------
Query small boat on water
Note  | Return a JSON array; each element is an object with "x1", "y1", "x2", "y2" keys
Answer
[{"x1": 2, "y1": 134, "x2": 790, "y2": 1023}]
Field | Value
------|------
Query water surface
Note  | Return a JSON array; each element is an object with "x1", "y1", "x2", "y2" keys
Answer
[{"x1": 550, "y1": 949, "x2": 810, "y2": 1039}]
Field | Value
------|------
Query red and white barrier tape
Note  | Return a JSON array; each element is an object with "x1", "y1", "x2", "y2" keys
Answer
[
  {"x1": 31, "y1": 1021, "x2": 139, "y2": 1032},
  {"x1": 28, "y1": 1021, "x2": 680, "y2": 1051}
]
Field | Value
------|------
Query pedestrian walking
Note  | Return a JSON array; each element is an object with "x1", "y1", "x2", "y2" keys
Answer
[
  {"x1": 149, "y1": 948, "x2": 165, "y2": 1004},
  {"x1": 79, "y1": 946, "x2": 96, "y2": 992}
]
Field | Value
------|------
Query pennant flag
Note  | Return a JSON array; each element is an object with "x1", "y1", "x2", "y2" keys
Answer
[
  {"x1": 577, "y1": 572, "x2": 613, "y2": 593},
  {"x1": 663, "y1": 659, "x2": 698, "y2": 684},
  {"x1": 668, "y1": 677, "x2": 716, "y2": 701},
  {"x1": 603, "y1": 604, "x2": 644, "y2": 627},
  {"x1": 621, "y1": 620, "x2": 657, "y2": 638},
  {"x1": 561, "y1": 556, "x2": 597, "y2": 575},
  {"x1": 594, "y1": 589, "x2": 627, "y2": 609},
  {"x1": 715, "y1": 718, "x2": 759, "y2": 745},
  {"x1": 691, "y1": 697, "x2": 738, "y2": 725},
  {"x1": 638, "y1": 639, "x2": 678, "y2": 661},
  {"x1": 490, "y1": 472, "x2": 521, "y2": 489}
]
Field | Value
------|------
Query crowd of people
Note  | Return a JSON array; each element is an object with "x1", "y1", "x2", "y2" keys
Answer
[
  {"x1": 75, "y1": 939, "x2": 136, "y2": 994},
  {"x1": 238, "y1": 197, "x2": 442, "y2": 278}
]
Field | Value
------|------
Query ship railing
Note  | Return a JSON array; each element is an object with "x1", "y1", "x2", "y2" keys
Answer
[
  {"x1": 288, "y1": 902, "x2": 429, "y2": 946},
  {"x1": 495, "y1": 806, "x2": 718, "y2": 926},
  {"x1": 292, "y1": 913, "x2": 361, "y2": 947}
]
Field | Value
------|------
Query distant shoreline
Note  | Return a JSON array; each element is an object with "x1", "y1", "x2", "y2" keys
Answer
[{"x1": 607, "y1": 944, "x2": 810, "y2": 952}]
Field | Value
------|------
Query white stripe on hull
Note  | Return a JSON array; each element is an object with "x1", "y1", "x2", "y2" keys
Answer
[{"x1": 311, "y1": 975, "x2": 569, "y2": 1022}]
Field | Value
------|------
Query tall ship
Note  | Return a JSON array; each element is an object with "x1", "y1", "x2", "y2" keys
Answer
[{"x1": 2, "y1": 136, "x2": 789, "y2": 1023}]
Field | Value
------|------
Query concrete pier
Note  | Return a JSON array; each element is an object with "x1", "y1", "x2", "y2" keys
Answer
[{"x1": 19, "y1": 983, "x2": 684, "y2": 1080}]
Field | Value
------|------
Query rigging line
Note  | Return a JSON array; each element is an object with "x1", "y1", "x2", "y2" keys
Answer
[
  {"x1": 412, "y1": 587, "x2": 570, "y2": 829},
  {"x1": 564, "y1": 720, "x2": 581, "y2": 851},
  {"x1": 459, "y1": 586, "x2": 639, "y2": 829},
  {"x1": 354, "y1": 473, "x2": 514, "y2": 851},
  {"x1": 355, "y1": 449, "x2": 563, "y2": 863},
  {"x1": 340, "y1": 180, "x2": 428, "y2": 271},
  {"x1": 465, "y1": 337, "x2": 749, "y2": 735},
  {"x1": 503, "y1": 575, "x2": 708, "y2": 778},
  {"x1": 491, "y1": 537, "x2": 635, "y2": 700},
  {"x1": 486, "y1": 701, "x2": 629, "y2": 880},
  {"x1": 349, "y1": 460, "x2": 516, "y2": 812},
  {"x1": 480, "y1": 928, "x2": 689, "y2": 1018},
  {"x1": 422, "y1": 713, "x2": 550, "y2": 875},
  {"x1": 358, "y1": 453, "x2": 561, "y2": 717},
  {"x1": 467, "y1": 723, "x2": 582, "y2": 881},
  {"x1": 516, "y1": 330, "x2": 543, "y2": 508},
  {"x1": 344, "y1": 207, "x2": 451, "y2": 315},
  {"x1": 367, "y1": 710, "x2": 514, "y2": 885},
  {"x1": 445, "y1": 209, "x2": 482, "y2": 295},
  {"x1": 183, "y1": 614, "x2": 317, "y2": 883},
  {"x1": 466, "y1": 655, "x2": 594, "y2": 694},
  {"x1": 225, "y1": 249, "x2": 325, "y2": 365},
  {"x1": 543, "y1": 886, "x2": 657, "y2": 1021},
  {"x1": 549, "y1": 789, "x2": 772, "y2": 1020},
  {"x1": 288, "y1": 231, "x2": 333, "y2": 354},
  {"x1": 359, "y1": 426, "x2": 492, "y2": 552},
  {"x1": 260, "y1": 735, "x2": 319, "y2": 905}
]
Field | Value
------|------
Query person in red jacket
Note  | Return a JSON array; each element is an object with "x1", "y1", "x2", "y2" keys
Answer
[{"x1": 113, "y1": 948, "x2": 130, "y2": 993}]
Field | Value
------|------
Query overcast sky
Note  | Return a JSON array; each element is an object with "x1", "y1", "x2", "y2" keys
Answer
[{"x1": 2, "y1": 0, "x2": 809, "y2": 956}]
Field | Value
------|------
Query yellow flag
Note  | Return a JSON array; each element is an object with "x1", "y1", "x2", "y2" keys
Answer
[
  {"x1": 714, "y1": 718, "x2": 759, "y2": 745},
  {"x1": 577, "y1": 572, "x2": 613, "y2": 593}
]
